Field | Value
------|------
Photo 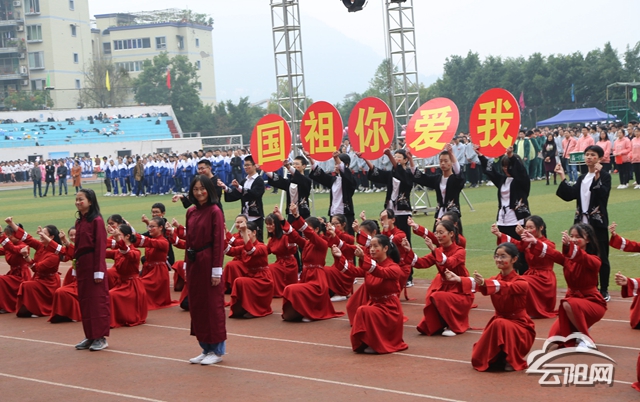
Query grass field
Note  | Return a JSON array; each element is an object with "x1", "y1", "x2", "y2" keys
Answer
[{"x1": 2, "y1": 179, "x2": 640, "y2": 288}]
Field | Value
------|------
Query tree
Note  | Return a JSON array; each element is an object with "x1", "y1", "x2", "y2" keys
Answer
[
  {"x1": 4, "y1": 90, "x2": 53, "y2": 110},
  {"x1": 267, "y1": 78, "x2": 313, "y2": 122},
  {"x1": 133, "y1": 52, "x2": 204, "y2": 132},
  {"x1": 78, "y1": 57, "x2": 132, "y2": 108}
]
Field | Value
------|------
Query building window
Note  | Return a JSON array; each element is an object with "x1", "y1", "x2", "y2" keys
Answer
[
  {"x1": 195, "y1": 38, "x2": 199, "y2": 47},
  {"x1": 113, "y1": 38, "x2": 150, "y2": 51},
  {"x1": 31, "y1": 79, "x2": 45, "y2": 91},
  {"x1": 73, "y1": 53, "x2": 78, "y2": 63},
  {"x1": 69, "y1": 0, "x2": 74, "y2": 10},
  {"x1": 28, "y1": 51, "x2": 44, "y2": 69},
  {"x1": 198, "y1": 83, "x2": 202, "y2": 91},
  {"x1": 155, "y1": 36, "x2": 166, "y2": 50},
  {"x1": 71, "y1": 25, "x2": 77, "y2": 36},
  {"x1": 25, "y1": 0, "x2": 40, "y2": 14},
  {"x1": 115, "y1": 61, "x2": 143, "y2": 72},
  {"x1": 177, "y1": 36, "x2": 184, "y2": 49},
  {"x1": 26, "y1": 25, "x2": 42, "y2": 42},
  {"x1": 196, "y1": 60, "x2": 201, "y2": 70},
  {"x1": 103, "y1": 42, "x2": 111, "y2": 54},
  {"x1": 75, "y1": 79, "x2": 81, "y2": 89}
]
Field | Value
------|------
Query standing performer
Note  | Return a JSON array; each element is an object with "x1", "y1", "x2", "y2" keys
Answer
[
  {"x1": 73, "y1": 189, "x2": 110, "y2": 351},
  {"x1": 306, "y1": 150, "x2": 357, "y2": 234},
  {"x1": 403, "y1": 220, "x2": 474, "y2": 336},
  {"x1": 477, "y1": 145, "x2": 531, "y2": 274},
  {"x1": 542, "y1": 133, "x2": 558, "y2": 185},
  {"x1": 555, "y1": 144, "x2": 611, "y2": 301},
  {"x1": 0, "y1": 223, "x2": 32, "y2": 314},
  {"x1": 522, "y1": 225, "x2": 606, "y2": 347},
  {"x1": 331, "y1": 236, "x2": 408, "y2": 354},
  {"x1": 266, "y1": 157, "x2": 312, "y2": 219},
  {"x1": 490, "y1": 216, "x2": 557, "y2": 319},
  {"x1": 219, "y1": 156, "x2": 265, "y2": 242},
  {"x1": 71, "y1": 160, "x2": 82, "y2": 193},
  {"x1": 470, "y1": 242, "x2": 535, "y2": 372},
  {"x1": 184, "y1": 175, "x2": 226, "y2": 366}
]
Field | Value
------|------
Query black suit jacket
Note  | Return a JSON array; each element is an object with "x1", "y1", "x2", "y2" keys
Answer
[
  {"x1": 368, "y1": 165, "x2": 414, "y2": 213},
  {"x1": 480, "y1": 154, "x2": 531, "y2": 222},
  {"x1": 310, "y1": 164, "x2": 356, "y2": 219},
  {"x1": 556, "y1": 171, "x2": 610, "y2": 229},
  {"x1": 268, "y1": 169, "x2": 312, "y2": 218},
  {"x1": 413, "y1": 166, "x2": 465, "y2": 217},
  {"x1": 224, "y1": 173, "x2": 265, "y2": 218}
]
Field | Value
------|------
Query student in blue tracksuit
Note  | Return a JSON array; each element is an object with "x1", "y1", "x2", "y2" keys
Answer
[
  {"x1": 159, "y1": 158, "x2": 169, "y2": 194},
  {"x1": 147, "y1": 157, "x2": 157, "y2": 195},
  {"x1": 144, "y1": 157, "x2": 153, "y2": 195},
  {"x1": 127, "y1": 156, "x2": 136, "y2": 196},
  {"x1": 117, "y1": 156, "x2": 128, "y2": 196},
  {"x1": 108, "y1": 159, "x2": 119, "y2": 195}
]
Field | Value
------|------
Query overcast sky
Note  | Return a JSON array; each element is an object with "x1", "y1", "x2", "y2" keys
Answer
[{"x1": 89, "y1": 0, "x2": 640, "y2": 104}]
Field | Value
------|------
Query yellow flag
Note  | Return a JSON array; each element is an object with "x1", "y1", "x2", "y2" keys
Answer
[{"x1": 106, "y1": 70, "x2": 111, "y2": 91}]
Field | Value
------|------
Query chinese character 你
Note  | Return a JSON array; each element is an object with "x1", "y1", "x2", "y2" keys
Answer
[{"x1": 354, "y1": 106, "x2": 389, "y2": 154}]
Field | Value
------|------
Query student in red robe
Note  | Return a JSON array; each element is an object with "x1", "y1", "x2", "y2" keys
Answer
[
  {"x1": 522, "y1": 224, "x2": 606, "y2": 347},
  {"x1": 105, "y1": 214, "x2": 127, "y2": 289},
  {"x1": 331, "y1": 235, "x2": 407, "y2": 354},
  {"x1": 108, "y1": 224, "x2": 147, "y2": 328},
  {"x1": 221, "y1": 215, "x2": 248, "y2": 294},
  {"x1": 73, "y1": 189, "x2": 110, "y2": 351},
  {"x1": 228, "y1": 220, "x2": 273, "y2": 318},
  {"x1": 282, "y1": 203, "x2": 344, "y2": 322},
  {"x1": 266, "y1": 208, "x2": 298, "y2": 298},
  {"x1": 46, "y1": 228, "x2": 80, "y2": 323},
  {"x1": 408, "y1": 212, "x2": 467, "y2": 249},
  {"x1": 132, "y1": 216, "x2": 174, "y2": 310},
  {"x1": 470, "y1": 242, "x2": 536, "y2": 371},
  {"x1": 402, "y1": 220, "x2": 474, "y2": 336},
  {"x1": 167, "y1": 221, "x2": 189, "y2": 310},
  {"x1": 634, "y1": 354, "x2": 640, "y2": 392},
  {"x1": 491, "y1": 216, "x2": 557, "y2": 318},
  {"x1": 184, "y1": 175, "x2": 226, "y2": 366},
  {"x1": 6, "y1": 219, "x2": 61, "y2": 317},
  {"x1": 0, "y1": 223, "x2": 32, "y2": 313},
  {"x1": 609, "y1": 222, "x2": 640, "y2": 329}
]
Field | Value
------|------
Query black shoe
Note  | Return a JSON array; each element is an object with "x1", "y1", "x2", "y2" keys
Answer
[{"x1": 600, "y1": 290, "x2": 610, "y2": 302}]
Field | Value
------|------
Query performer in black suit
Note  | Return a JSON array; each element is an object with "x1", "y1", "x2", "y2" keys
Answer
[
  {"x1": 219, "y1": 156, "x2": 265, "y2": 242},
  {"x1": 266, "y1": 155, "x2": 312, "y2": 219},
  {"x1": 306, "y1": 150, "x2": 357, "y2": 234},
  {"x1": 555, "y1": 144, "x2": 612, "y2": 301}
]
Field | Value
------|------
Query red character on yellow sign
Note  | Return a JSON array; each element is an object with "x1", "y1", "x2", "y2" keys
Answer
[
  {"x1": 348, "y1": 97, "x2": 394, "y2": 160},
  {"x1": 406, "y1": 98, "x2": 459, "y2": 158},
  {"x1": 250, "y1": 114, "x2": 292, "y2": 173},
  {"x1": 469, "y1": 88, "x2": 520, "y2": 158},
  {"x1": 300, "y1": 101, "x2": 343, "y2": 161}
]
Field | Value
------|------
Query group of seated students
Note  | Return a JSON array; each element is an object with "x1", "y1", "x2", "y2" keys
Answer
[{"x1": 0, "y1": 193, "x2": 639, "y2": 389}]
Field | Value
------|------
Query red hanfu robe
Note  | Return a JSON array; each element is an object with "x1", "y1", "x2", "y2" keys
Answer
[
  {"x1": 109, "y1": 240, "x2": 147, "y2": 328},
  {"x1": 222, "y1": 231, "x2": 247, "y2": 292},
  {"x1": 282, "y1": 218, "x2": 344, "y2": 320},
  {"x1": 499, "y1": 233, "x2": 557, "y2": 318},
  {"x1": 334, "y1": 255, "x2": 407, "y2": 354},
  {"x1": 324, "y1": 233, "x2": 355, "y2": 297},
  {"x1": 105, "y1": 236, "x2": 120, "y2": 290},
  {"x1": 383, "y1": 226, "x2": 411, "y2": 289},
  {"x1": 14, "y1": 228, "x2": 61, "y2": 317},
  {"x1": 228, "y1": 240, "x2": 273, "y2": 318},
  {"x1": 406, "y1": 242, "x2": 474, "y2": 335},
  {"x1": 530, "y1": 241, "x2": 606, "y2": 343},
  {"x1": 341, "y1": 231, "x2": 373, "y2": 325},
  {"x1": 266, "y1": 233, "x2": 298, "y2": 298},
  {"x1": 133, "y1": 233, "x2": 174, "y2": 310},
  {"x1": 168, "y1": 229, "x2": 187, "y2": 292},
  {"x1": 471, "y1": 271, "x2": 536, "y2": 371},
  {"x1": 0, "y1": 235, "x2": 31, "y2": 313},
  {"x1": 46, "y1": 241, "x2": 80, "y2": 323},
  {"x1": 74, "y1": 215, "x2": 110, "y2": 339},
  {"x1": 634, "y1": 353, "x2": 640, "y2": 392},
  {"x1": 610, "y1": 234, "x2": 640, "y2": 329},
  {"x1": 186, "y1": 203, "x2": 226, "y2": 345}
]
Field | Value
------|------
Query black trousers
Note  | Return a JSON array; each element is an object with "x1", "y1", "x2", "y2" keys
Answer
[
  {"x1": 394, "y1": 214, "x2": 413, "y2": 281},
  {"x1": 253, "y1": 217, "x2": 264, "y2": 243},
  {"x1": 498, "y1": 225, "x2": 529, "y2": 275},
  {"x1": 594, "y1": 227, "x2": 610, "y2": 292},
  {"x1": 104, "y1": 177, "x2": 112, "y2": 192}
]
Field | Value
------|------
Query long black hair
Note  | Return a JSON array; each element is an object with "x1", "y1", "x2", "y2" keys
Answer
[
  {"x1": 150, "y1": 216, "x2": 166, "y2": 237},
  {"x1": 305, "y1": 216, "x2": 326, "y2": 235},
  {"x1": 373, "y1": 234, "x2": 400, "y2": 263},
  {"x1": 359, "y1": 219, "x2": 379, "y2": 235},
  {"x1": 495, "y1": 242, "x2": 519, "y2": 261},
  {"x1": 188, "y1": 175, "x2": 219, "y2": 206},
  {"x1": 524, "y1": 215, "x2": 547, "y2": 238},
  {"x1": 441, "y1": 211, "x2": 463, "y2": 236},
  {"x1": 44, "y1": 225, "x2": 61, "y2": 245},
  {"x1": 107, "y1": 214, "x2": 125, "y2": 225},
  {"x1": 569, "y1": 223, "x2": 600, "y2": 257},
  {"x1": 76, "y1": 188, "x2": 101, "y2": 222},
  {"x1": 436, "y1": 220, "x2": 459, "y2": 245},
  {"x1": 264, "y1": 213, "x2": 283, "y2": 239},
  {"x1": 118, "y1": 224, "x2": 137, "y2": 244}
]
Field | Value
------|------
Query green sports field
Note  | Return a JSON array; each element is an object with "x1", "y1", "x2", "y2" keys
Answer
[{"x1": 2, "y1": 180, "x2": 639, "y2": 288}]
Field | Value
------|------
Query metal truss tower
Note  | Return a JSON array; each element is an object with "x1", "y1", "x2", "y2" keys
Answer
[
  {"x1": 270, "y1": 0, "x2": 308, "y2": 152},
  {"x1": 385, "y1": 0, "x2": 420, "y2": 141}
]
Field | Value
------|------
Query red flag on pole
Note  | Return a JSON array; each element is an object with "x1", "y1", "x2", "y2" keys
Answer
[
  {"x1": 518, "y1": 91, "x2": 526, "y2": 110},
  {"x1": 166, "y1": 67, "x2": 171, "y2": 90}
]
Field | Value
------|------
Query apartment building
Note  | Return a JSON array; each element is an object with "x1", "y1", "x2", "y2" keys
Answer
[{"x1": 0, "y1": 2, "x2": 216, "y2": 110}]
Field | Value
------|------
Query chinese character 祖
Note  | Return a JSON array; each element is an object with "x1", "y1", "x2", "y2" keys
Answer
[
  {"x1": 409, "y1": 106, "x2": 452, "y2": 152},
  {"x1": 304, "y1": 111, "x2": 335, "y2": 154},
  {"x1": 354, "y1": 107, "x2": 390, "y2": 154},
  {"x1": 477, "y1": 99, "x2": 514, "y2": 148},
  {"x1": 257, "y1": 121, "x2": 287, "y2": 164}
]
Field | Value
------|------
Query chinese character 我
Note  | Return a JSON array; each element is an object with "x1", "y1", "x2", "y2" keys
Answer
[{"x1": 477, "y1": 99, "x2": 514, "y2": 148}]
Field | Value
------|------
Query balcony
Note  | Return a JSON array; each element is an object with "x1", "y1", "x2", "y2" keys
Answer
[
  {"x1": 0, "y1": 46, "x2": 19, "y2": 54},
  {"x1": 0, "y1": 11, "x2": 23, "y2": 25}
]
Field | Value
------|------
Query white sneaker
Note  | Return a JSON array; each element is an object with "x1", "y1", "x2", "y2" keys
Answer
[
  {"x1": 364, "y1": 189, "x2": 373, "y2": 193},
  {"x1": 200, "y1": 353, "x2": 223, "y2": 365},
  {"x1": 504, "y1": 362, "x2": 515, "y2": 372},
  {"x1": 189, "y1": 353, "x2": 208, "y2": 364},
  {"x1": 405, "y1": 281, "x2": 414, "y2": 288},
  {"x1": 486, "y1": 182, "x2": 494, "y2": 186},
  {"x1": 441, "y1": 328, "x2": 456, "y2": 337},
  {"x1": 301, "y1": 317, "x2": 312, "y2": 323},
  {"x1": 130, "y1": 193, "x2": 136, "y2": 197},
  {"x1": 104, "y1": 192, "x2": 111, "y2": 196},
  {"x1": 363, "y1": 346, "x2": 377, "y2": 354},
  {"x1": 0, "y1": 308, "x2": 8, "y2": 314},
  {"x1": 616, "y1": 184, "x2": 623, "y2": 189},
  {"x1": 622, "y1": 184, "x2": 628, "y2": 189},
  {"x1": 330, "y1": 295, "x2": 348, "y2": 302}
]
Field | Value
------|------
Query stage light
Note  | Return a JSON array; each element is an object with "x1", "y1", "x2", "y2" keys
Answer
[{"x1": 341, "y1": 0, "x2": 368, "y2": 13}]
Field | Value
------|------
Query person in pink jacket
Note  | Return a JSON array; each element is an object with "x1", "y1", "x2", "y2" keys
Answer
[
  {"x1": 631, "y1": 128, "x2": 640, "y2": 189},
  {"x1": 613, "y1": 128, "x2": 632, "y2": 189},
  {"x1": 596, "y1": 130, "x2": 612, "y2": 173}
]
